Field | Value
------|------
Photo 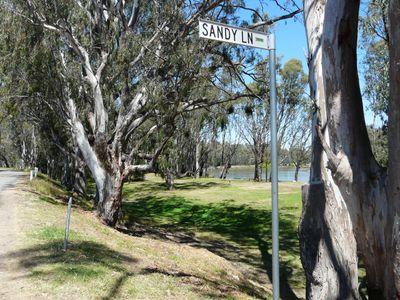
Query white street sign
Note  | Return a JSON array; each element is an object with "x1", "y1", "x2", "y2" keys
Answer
[{"x1": 199, "y1": 19, "x2": 274, "y2": 50}]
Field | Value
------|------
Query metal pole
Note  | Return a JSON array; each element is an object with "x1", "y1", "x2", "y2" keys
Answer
[
  {"x1": 63, "y1": 197, "x2": 73, "y2": 251},
  {"x1": 268, "y1": 33, "x2": 280, "y2": 300}
]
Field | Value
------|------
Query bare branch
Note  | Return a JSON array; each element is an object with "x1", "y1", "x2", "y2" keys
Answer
[
  {"x1": 248, "y1": 9, "x2": 303, "y2": 29},
  {"x1": 127, "y1": 0, "x2": 140, "y2": 28}
]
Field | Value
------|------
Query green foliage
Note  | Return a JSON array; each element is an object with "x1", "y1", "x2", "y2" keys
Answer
[
  {"x1": 360, "y1": 0, "x2": 389, "y2": 166},
  {"x1": 363, "y1": 40, "x2": 389, "y2": 121},
  {"x1": 367, "y1": 125, "x2": 388, "y2": 167},
  {"x1": 279, "y1": 58, "x2": 308, "y2": 107}
]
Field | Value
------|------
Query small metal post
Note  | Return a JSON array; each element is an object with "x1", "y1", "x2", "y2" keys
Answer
[
  {"x1": 63, "y1": 197, "x2": 73, "y2": 251},
  {"x1": 268, "y1": 33, "x2": 280, "y2": 300}
]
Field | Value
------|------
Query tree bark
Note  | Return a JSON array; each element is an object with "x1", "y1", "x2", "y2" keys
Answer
[
  {"x1": 300, "y1": 0, "x2": 393, "y2": 298},
  {"x1": 219, "y1": 163, "x2": 231, "y2": 180},
  {"x1": 164, "y1": 168, "x2": 174, "y2": 190},
  {"x1": 254, "y1": 153, "x2": 261, "y2": 181},
  {"x1": 96, "y1": 171, "x2": 124, "y2": 226},
  {"x1": 195, "y1": 140, "x2": 200, "y2": 179},
  {"x1": 68, "y1": 98, "x2": 123, "y2": 226},
  {"x1": 388, "y1": 0, "x2": 400, "y2": 297},
  {"x1": 294, "y1": 162, "x2": 300, "y2": 182},
  {"x1": 73, "y1": 149, "x2": 86, "y2": 196},
  {"x1": 61, "y1": 155, "x2": 73, "y2": 190}
]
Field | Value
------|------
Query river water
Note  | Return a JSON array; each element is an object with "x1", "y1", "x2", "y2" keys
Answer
[{"x1": 208, "y1": 166, "x2": 310, "y2": 182}]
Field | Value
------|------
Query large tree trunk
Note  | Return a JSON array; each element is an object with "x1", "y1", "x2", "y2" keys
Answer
[
  {"x1": 68, "y1": 99, "x2": 124, "y2": 226},
  {"x1": 388, "y1": 0, "x2": 400, "y2": 297},
  {"x1": 95, "y1": 170, "x2": 124, "y2": 226},
  {"x1": 300, "y1": 0, "x2": 393, "y2": 298}
]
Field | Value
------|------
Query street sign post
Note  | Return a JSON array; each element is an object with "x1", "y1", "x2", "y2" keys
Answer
[{"x1": 199, "y1": 19, "x2": 279, "y2": 300}]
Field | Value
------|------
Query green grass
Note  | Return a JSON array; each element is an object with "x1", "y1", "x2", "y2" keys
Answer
[
  {"x1": 29, "y1": 173, "x2": 94, "y2": 210},
  {"x1": 122, "y1": 175, "x2": 305, "y2": 297},
  {"x1": 12, "y1": 175, "x2": 277, "y2": 299}
]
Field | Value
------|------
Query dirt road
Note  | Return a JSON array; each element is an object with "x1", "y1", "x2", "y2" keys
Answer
[{"x1": 0, "y1": 171, "x2": 27, "y2": 299}]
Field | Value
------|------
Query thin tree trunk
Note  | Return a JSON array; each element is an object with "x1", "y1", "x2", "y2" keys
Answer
[
  {"x1": 195, "y1": 140, "x2": 200, "y2": 179},
  {"x1": 164, "y1": 168, "x2": 174, "y2": 190},
  {"x1": 294, "y1": 162, "x2": 300, "y2": 182},
  {"x1": 73, "y1": 150, "x2": 86, "y2": 196},
  {"x1": 220, "y1": 163, "x2": 231, "y2": 180},
  {"x1": 254, "y1": 156, "x2": 260, "y2": 181},
  {"x1": 62, "y1": 155, "x2": 73, "y2": 190}
]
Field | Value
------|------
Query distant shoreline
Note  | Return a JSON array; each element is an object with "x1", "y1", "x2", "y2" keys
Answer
[{"x1": 210, "y1": 165, "x2": 310, "y2": 169}]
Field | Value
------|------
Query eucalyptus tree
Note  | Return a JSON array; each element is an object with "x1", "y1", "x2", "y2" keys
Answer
[
  {"x1": 360, "y1": 0, "x2": 389, "y2": 166},
  {"x1": 300, "y1": 0, "x2": 400, "y2": 298},
  {"x1": 239, "y1": 92, "x2": 270, "y2": 181},
  {"x1": 0, "y1": 9, "x2": 87, "y2": 193},
  {"x1": 287, "y1": 107, "x2": 311, "y2": 182},
  {"x1": 238, "y1": 58, "x2": 307, "y2": 181},
  {"x1": 2, "y1": 0, "x2": 251, "y2": 226},
  {"x1": 361, "y1": 0, "x2": 389, "y2": 122},
  {"x1": 277, "y1": 58, "x2": 308, "y2": 148},
  {"x1": 218, "y1": 118, "x2": 241, "y2": 179}
]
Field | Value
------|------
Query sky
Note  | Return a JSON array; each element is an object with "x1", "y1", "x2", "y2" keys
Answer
[{"x1": 239, "y1": 1, "x2": 308, "y2": 70}]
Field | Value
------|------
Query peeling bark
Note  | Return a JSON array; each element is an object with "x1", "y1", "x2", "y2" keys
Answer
[
  {"x1": 388, "y1": 0, "x2": 400, "y2": 297},
  {"x1": 300, "y1": 0, "x2": 395, "y2": 298}
]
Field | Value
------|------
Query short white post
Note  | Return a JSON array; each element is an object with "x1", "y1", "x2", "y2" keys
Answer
[
  {"x1": 34, "y1": 167, "x2": 38, "y2": 177},
  {"x1": 30, "y1": 170, "x2": 33, "y2": 181},
  {"x1": 63, "y1": 197, "x2": 73, "y2": 251}
]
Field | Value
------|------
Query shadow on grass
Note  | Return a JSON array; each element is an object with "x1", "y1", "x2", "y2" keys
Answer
[
  {"x1": 122, "y1": 195, "x2": 302, "y2": 300},
  {"x1": 1, "y1": 239, "x2": 140, "y2": 299},
  {"x1": 3, "y1": 240, "x2": 136, "y2": 276},
  {"x1": 123, "y1": 180, "x2": 228, "y2": 197},
  {"x1": 2, "y1": 238, "x2": 266, "y2": 299}
]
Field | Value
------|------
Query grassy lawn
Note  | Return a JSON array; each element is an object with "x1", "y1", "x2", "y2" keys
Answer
[
  {"x1": 11, "y1": 174, "x2": 305, "y2": 299},
  {"x1": 122, "y1": 175, "x2": 305, "y2": 299}
]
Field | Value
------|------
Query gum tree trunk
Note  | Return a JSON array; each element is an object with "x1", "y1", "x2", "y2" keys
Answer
[
  {"x1": 388, "y1": 0, "x2": 400, "y2": 296},
  {"x1": 73, "y1": 149, "x2": 86, "y2": 196},
  {"x1": 96, "y1": 171, "x2": 125, "y2": 225},
  {"x1": 68, "y1": 98, "x2": 125, "y2": 226},
  {"x1": 299, "y1": 0, "x2": 397, "y2": 298}
]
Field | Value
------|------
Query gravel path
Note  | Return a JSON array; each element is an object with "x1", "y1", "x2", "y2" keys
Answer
[{"x1": 0, "y1": 171, "x2": 27, "y2": 299}]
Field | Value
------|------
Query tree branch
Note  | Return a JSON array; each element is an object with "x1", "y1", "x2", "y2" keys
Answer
[{"x1": 248, "y1": 9, "x2": 303, "y2": 29}]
